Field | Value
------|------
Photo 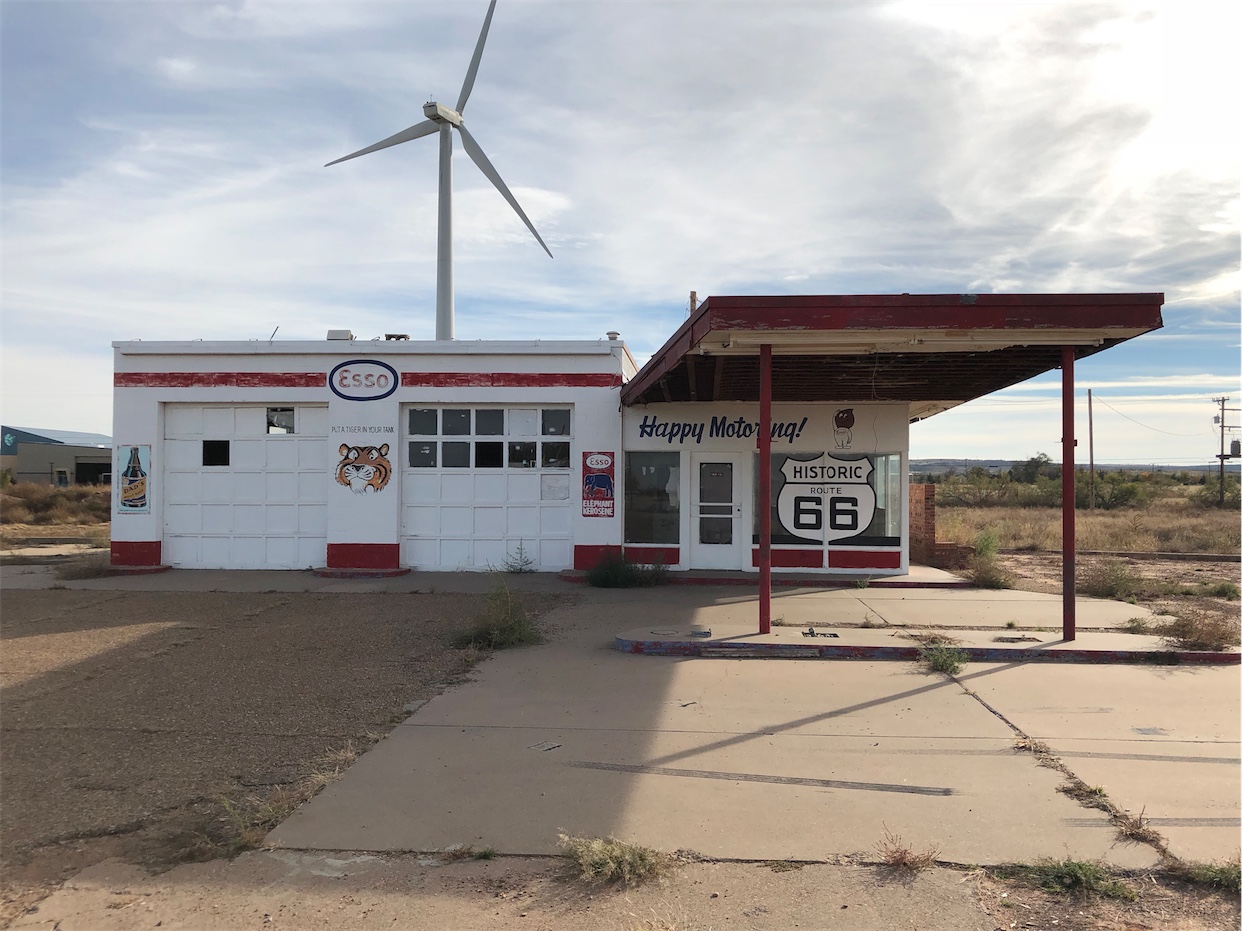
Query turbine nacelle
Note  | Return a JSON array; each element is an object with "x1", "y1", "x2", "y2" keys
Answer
[{"x1": 423, "y1": 101, "x2": 462, "y2": 126}]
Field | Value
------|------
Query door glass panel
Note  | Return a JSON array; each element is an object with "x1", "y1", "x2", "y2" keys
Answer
[
  {"x1": 700, "y1": 517, "x2": 732, "y2": 544},
  {"x1": 700, "y1": 504, "x2": 732, "y2": 515},
  {"x1": 699, "y1": 462, "x2": 732, "y2": 503}
]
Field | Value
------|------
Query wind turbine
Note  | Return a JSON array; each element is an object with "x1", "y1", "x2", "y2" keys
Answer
[{"x1": 326, "y1": 0, "x2": 552, "y2": 341}]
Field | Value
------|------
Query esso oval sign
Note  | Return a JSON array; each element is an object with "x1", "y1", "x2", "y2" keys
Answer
[
  {"x1": 329, "y1": 360, "x2": 399, "y2": 401},
  {"x1": 585, "y1": 453, "x2": 613, "y2": 470}
]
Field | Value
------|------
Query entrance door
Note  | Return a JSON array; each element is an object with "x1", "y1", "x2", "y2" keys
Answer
[{"x1": 689, "y1": 454, "x2": 746, "y2": 569}]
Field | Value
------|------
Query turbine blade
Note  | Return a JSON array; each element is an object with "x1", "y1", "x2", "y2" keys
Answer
[
  {"x1": 325, "y1": 120, "x2": 438, "y2": 167},
  {"x1": 457, "y1": 124, "x2": 553, "y2": 258},
  {"x1": 456, "y1": 0, "x2": 497, "y2": 114}
]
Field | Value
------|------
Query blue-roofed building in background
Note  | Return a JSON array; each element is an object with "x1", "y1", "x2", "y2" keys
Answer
[{"x1": 1, "y1": 426, "x2": 113, "y2": 486}]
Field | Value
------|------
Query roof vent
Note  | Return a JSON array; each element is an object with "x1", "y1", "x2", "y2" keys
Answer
[
  {"x1": 606, "y1": 331, "x2": 620, "y2": 341},
  {"x1": 385, "y1": 333, "x2": 410, "y2": 341},
  {"x1": 327, "y1": 329, "x2": 355, "y2": 340}
]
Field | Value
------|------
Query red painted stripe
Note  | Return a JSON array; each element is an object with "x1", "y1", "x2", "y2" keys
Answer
[
  {"x1": 829, "y1": 549, "x2": 902, "y2": 570},
  {"x1": 326, "y1": 543, "x2": 400, "y2": 570},
  {"x1": 115, "y1": 372, "x2": 325, "y2": 388},
  {"x1": 111, "y1": 540, "x2": 162, "y2": 566},
  {"x1": 750, "y1": 548, "x2": 824, "y2": 569},
  {"x1": 115, "y1": 371, "x2": 620, "y2": 389},
  {"x1": 624, "y1": 546, "x2": 679, "y2": 566},
  {"x1": 574, "y1": 544, "x2": 622, "y2": 570},
  {"x1": 400, "y1": 372, "x2": 622, "y2": 388}
]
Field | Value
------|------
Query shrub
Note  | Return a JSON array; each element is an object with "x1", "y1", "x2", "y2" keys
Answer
[
  {"x1": 967, "y1": 553, "x2": 1011, "y2": 589},
  {"x1": 585, "y1": 553, "x2": 669, "y2": 588},
  {"x1": 558, "y1": 834, "x2": 673, "y2": 887},
  {"x1": 452, "y1": 581, "x2": 544, "y2": 650},
  {"x1": 1170, "y1": 858, "x2": 1241, "y2": 893},
  {"x1": 1077, "y1": 558, "x2": 1140, "y2": 600},
  {"x1": 874, "y1": 826, "x2": 939, "y2": 871},
  {"x1": 1156, "y1": 610, "x2": 1240, "y2": 652},
  {"x1": 973, "y1": 529, "x2": 999, "y2": 557},
  {"x1": 1019, "y1": 859, "x2": 1134, "y2": 900},
  {"x1": 919, "y1": 643, "x2": 967, "y2": 676}
]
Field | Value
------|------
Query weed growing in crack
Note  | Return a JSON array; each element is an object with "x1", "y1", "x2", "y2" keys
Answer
[
  {"x1": 919, "y1": 643, "x2": 967, "y2": 676},
  {"x1": 558, "y1": 833, "x2": 674, "y2": 887},
  {"x1": 997, "y1": 859, "x2": 1135, "y2": 900},
  {"x1": 874, "y1": 825, "x2": 940, "y2": 872}
]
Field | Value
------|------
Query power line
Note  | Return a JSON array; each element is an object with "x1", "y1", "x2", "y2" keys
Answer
[{"x1": 1093, "y1": 395, "x2": 1211, "y2": 437}]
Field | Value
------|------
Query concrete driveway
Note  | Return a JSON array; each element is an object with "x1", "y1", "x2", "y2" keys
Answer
[{"x1": 270, "y1": 586, "x2": 1241, "y2": 867}]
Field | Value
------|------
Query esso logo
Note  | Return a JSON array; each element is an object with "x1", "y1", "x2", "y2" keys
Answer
[
  {"x1": 329, "y1": 360, "x2": 399, "y2": 401},
  {"x1": 585, "y1": 453, "x2": 613, "y2": 470}
]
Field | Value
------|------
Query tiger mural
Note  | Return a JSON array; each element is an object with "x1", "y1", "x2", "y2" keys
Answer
[{"x1": 335, "y1": 443, "x2": 392, "y2": 494}]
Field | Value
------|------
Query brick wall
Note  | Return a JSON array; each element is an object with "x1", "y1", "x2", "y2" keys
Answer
[{"x1": 909, "y1": 483, "x2": 936, "y2": 564}]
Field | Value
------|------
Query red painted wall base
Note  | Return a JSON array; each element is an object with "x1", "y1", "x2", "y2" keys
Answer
[
  {"x1": 111, "y1": 540, "x2": 162, "y2": 566},
  {"x1": 326, "y1": 543, "x2": 401, "y2": 570},
  {"x1": 750, "y1": 548, "x2": 823, "y2": 569},
  {"x1": 624, "y1": 546, "x2": 679, "y2": 566},
  {"x1": 828, "y1": 549, "x2": 902, "y2": 570},
  {"x1": 574, "y1": 545, "x2": 622, "y2": 570}
]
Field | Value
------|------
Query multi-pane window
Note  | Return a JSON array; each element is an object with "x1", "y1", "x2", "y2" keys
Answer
[{"x1": 407, "y1": 407, "x2": 572, "y2": 469}]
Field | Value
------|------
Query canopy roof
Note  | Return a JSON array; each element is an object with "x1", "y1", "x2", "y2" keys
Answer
[{"x1": 621, "y1": 293, "x2": 1164, "y2": 420}]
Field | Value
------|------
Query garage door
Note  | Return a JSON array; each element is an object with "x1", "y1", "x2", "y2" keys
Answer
[
  {"x1": 401, "y1": 405, "x2": 573, "y2": 570},
  {"x1": 163, "y1": 405, "x2": 328, "y2": 569}
]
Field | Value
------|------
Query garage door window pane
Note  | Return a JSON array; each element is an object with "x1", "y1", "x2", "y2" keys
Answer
[
  {"x1": 443, "y1": 410, "x2": 470, "y2": 435},
  {"x1": 409, "y1": 409, "x2": 437, "y2": 435},
  {"x1": 266, "y1": 408, "x2": 295, "y2": 435},
  {"x1": 542, "y1": 409, "x2": 570, "y2": 436},
  {"x1": 203, "y1": 440, "x2": 230, "y2": 466},
  {"x1": 476, "y1": 442, "x2": 503, "y2": 468},
  {"x1": 541, "y1": 442, "x2": 570, "y2": 469},
  {"x1": 509, "y1": 442, "x2": 536, "y2": 468},
  {"x1": 442, "y1": 442, "x2": 470, "y2": 467},
  {"x1": 409, "y1": 442, "x2": 437, "y2": 468},
  {"x1": 476, "y1": 409, "x2": 504, "y2": 435}
]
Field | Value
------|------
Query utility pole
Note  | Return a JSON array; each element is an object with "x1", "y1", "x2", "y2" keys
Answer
[
  {"x1": 1088, "y1": 389, "x2": 1095, "y2": 510},
  {"x1": 1212, "y1": 397, "x2": 1240, "y2": 507}
]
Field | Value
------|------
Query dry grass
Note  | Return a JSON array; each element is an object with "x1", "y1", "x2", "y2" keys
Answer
[
  {"x1": 558, "y1": 834, "x2": 675, "y2": 887},
  {"x1": 54, "y1": 555, "x2": 114, "y2": 579},
  {"x1": 938, "y1": 505, "x2": 1240, "y2": 555},
  {"x1": 874, "y1": 826, "x2": 939, "y2": 871},
  {"x1": 0, "y1": 484, "x2": 111, "y2": 526},
  {"x1": 1116, "y1": 807, "x2": 1163, "y2": 846},
  {"x1": 197, "y1": 741, "x2": 364, "y2": 858},
  {"x1": 1155, "y1": 610, "x2": 1241, "y2": 652}
]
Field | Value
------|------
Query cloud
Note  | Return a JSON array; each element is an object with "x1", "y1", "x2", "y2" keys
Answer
[{"x1": 1, "y1": 0, "x2": 1237, "y2": 444}]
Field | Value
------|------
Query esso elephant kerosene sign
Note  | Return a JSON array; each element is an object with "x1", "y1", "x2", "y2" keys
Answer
[
  {"x1": 582, "y1": 452, "x2": 615, "y2": 518},
  {"x1": 777, "y1": 455, "x2": 876, "y2": 543}
]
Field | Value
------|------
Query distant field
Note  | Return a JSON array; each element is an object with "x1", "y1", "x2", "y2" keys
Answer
[{"x1": 938, "y1": 504, "x2": 1241, "y2": 555}]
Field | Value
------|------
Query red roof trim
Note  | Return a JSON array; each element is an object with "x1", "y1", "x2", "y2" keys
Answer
[
  {"x1": 115, "y1": 372, "x2": 325, "y2": 388},
  {"x1": 622, "y1": 293, "x2": 1164, "y2": 407},
  {"x1": 399, "y1": 373, "x2": 622, "y2": 388}
]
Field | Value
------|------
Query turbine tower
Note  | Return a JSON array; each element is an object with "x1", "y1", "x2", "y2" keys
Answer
[{"x1": 326, "y1": 0, "x2": 552, "y2": 340}]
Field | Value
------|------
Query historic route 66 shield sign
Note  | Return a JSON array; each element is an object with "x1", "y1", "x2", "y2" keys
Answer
[{"x1": 776, "y1": 454, "x2": 876, "y2": 543}]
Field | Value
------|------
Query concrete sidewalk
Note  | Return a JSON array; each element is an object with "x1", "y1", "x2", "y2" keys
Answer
[{"x1": 269, "y1": 589, "x2": 1241, "y2": 867}]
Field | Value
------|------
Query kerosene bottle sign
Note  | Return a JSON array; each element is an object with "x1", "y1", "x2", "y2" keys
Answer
[{"x1": 117, "y1": 445, "x2": 151, "y2": 514}]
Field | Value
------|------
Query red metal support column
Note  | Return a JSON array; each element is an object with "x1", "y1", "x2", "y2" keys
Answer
[
  {"x1": 758, "y1": 344, "x2": 773, "y2": 635},
  {"x1": 1061, "y1": 345, "x2": 1076, "y2": 641}
]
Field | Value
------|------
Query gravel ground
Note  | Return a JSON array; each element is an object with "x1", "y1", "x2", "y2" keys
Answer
[
  {"x1": 0, "y1": 587, "x2": 569, "y2": 925},
  {"x1": 2, "y1": 569, "x2": 1237, "y2": 931}
]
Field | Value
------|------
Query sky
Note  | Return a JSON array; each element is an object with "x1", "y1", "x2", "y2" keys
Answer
[{"x1": 2, "y1": 0, "x2": 1238, "y2": 466}]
